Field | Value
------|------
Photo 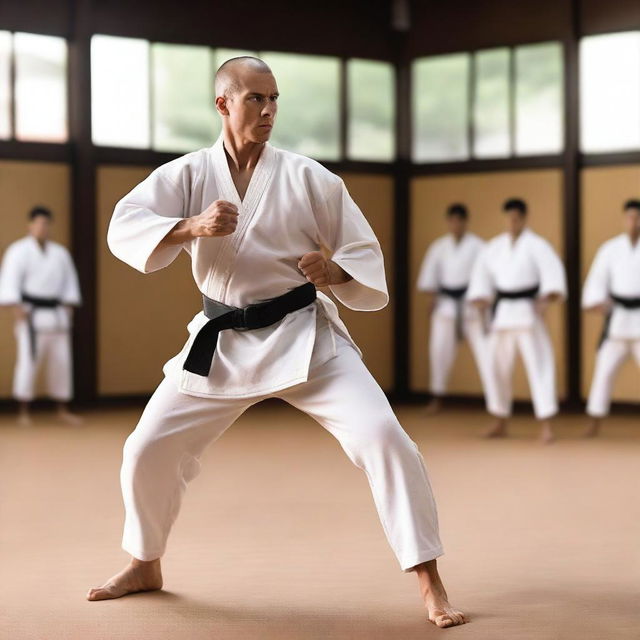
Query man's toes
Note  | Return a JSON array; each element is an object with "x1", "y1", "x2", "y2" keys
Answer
[{"x1": 435, "y1": 614, "x2": 454, "y2": 628}]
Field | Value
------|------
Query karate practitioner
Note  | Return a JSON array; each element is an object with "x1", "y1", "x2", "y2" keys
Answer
[
  {"x1": 417, "y1": 203, "x2": 492, "y2": 413},
  {"x1": 582, "y1": 199, "x2": 640, "y2": 437},
  {"x1": 87, "y1": 57, "x2": 465, "y2": 628},
  {"x1": 0, "y1": 207, "x2": 81, "y2": 425},
  {"x1": 467, "y1": 198, "x2": 566, "y2": 443}
]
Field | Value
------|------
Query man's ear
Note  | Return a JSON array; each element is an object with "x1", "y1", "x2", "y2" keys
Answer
[{"x1": 215, "y1": 96, "x2": 229, "y2": 117}]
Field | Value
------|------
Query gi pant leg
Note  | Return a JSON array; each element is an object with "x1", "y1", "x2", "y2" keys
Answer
[
  {"x1": 279, "y1": 336, "x2": 443, "y2": 571},
  {"x1": 13, "y1": 321, "x2": 39, "y2": 402},
  {"x1": 485, "y1": 329, "x2": 517, "y2": 418},
  {"x1": 464, "y1": 317, "x2": 497, "y2": 401},
  {"x1": 43, "y1": 331, "x2": 73, "y2": 401},
  {"x1": 586, "y1": 339, "x2": 632, "y2": 417},
  {"x1": 429, "y1": 314, "x2": 457, "y2": 396}
]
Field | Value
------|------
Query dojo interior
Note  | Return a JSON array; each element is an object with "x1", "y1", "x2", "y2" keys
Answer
[{"x1": 1, "y1": 1, "x2": 639, "y2": 638}]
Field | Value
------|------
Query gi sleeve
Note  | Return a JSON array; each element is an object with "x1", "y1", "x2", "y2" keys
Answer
[
  {"x1": 534, "y1": 238, "x2": 567, "y2": 300},
  {"x1": 416, "y1": 241, "x2": 440, "y2": 292},
  {"x1": 60, "y1": 248, "x2": 82, "y2": 306},
  {"x1": 466, "y1": 247, "x2": 495, "y2": 301},
  {"x1": 107, "y1": 168, "x2": 186, "y2": 274},
  {"x1": 581, "y1": 243, "x2": 610, "y2": 309},
  {"x1": 0, "y1": 243, "x2": 25, "y2": 305},
  {"x1": 315, "y1": 179, "x2": 389, "y2": 311}
]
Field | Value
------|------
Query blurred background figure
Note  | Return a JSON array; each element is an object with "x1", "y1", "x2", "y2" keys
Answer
[
  {"x1": 0, "y1": 206, "x2": 82, "y2": 425},
  {"x1": 467, "y1": 198, "x2": 567, "y2": 443},
  {"x1": 416, "y1": 203, "x2": 493, "y2": 414},
  {"x1": 582, "y1": 198, "x2": 640, "y2": 437}
]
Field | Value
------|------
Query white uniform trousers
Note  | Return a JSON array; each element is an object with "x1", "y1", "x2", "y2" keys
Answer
[
  {"x1": 586, "y1": 338, "x2": 640, "y2": 417},
  {"x1": 429, "y1": 314, "x2": 495, "y2": 398},
  {"x1": 485, "y1": 318, "x2": 558, "y2": 420},
  {"x1": 120, "y1": 334, "x2": 443, "y2": 572},
  {"x1": 13, "y1": 321, "x2": 73, "y2": 402}
]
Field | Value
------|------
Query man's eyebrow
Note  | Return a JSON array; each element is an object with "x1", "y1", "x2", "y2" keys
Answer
[{"x1": 247, "y1": 91, "x2": 280, "y2": 97}]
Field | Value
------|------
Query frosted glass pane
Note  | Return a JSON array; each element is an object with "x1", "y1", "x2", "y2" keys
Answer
[
  {"x1": 0, "y1": 32, "x2": 10, "y2": 139},
  {"x1": 91, "y1": 35, "x2": 150, "y2": 148},
  {"x1": 473, "y1": 48, "x2": 510, "y2": 158},
  {"x1": 514, "y1": 42, "x2": 563, "y2": 155},
  {"x1": 152, "y1": 43, "x2": 215, "y2": 152},
  {"x1": 260, "y1": 52, "x2": 340, "y2": 160},
  {"x1": 412, "y1": 53, "x2": 470, "y2": 162},
  {"x1": 580, "y1": 32, "x2": 640, "y2": 152},
  {"x1": 347, "y1": 59, "x2": 395, "y2": 161},
  {"x1": 14, "y1": 32, "x2": 67, "y2": 142}
]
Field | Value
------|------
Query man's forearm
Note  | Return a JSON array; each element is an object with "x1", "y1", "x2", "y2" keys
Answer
[
  {"x1": 159, "y1": 219, "x2": 195, "y2": 247},
  {"x1": 328, "y1": 261, "x2": 353, "y2": 285}
]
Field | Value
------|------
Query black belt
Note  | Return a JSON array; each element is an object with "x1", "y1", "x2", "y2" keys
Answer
[
  {"x1": 598, "y1": 293, "x2": 640, "y2": 348},
  {"x1": 491, "y1": 285, "x2": 539, "y2": 318},
  {"x1": 21, "y1": 293, "x2": 61, "y2": 360},
  {"x1": 438, "y1": 285, "x2": 468, "y2": 341},
  {"x1": 183, "y1": 282, "x2": 317, "y2": 377}
]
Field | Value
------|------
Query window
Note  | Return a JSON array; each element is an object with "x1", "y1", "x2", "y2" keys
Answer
[
  {"x1": 473, "y1": 48, "x2": 510, "y2": 158},
  {"x1": 260, "y1": 52, "x2": 341, "y2": 160},
  {"x1": 514, "y1": 42, "x2": 563, "y2": 155},
  {"x1": 412, "y1": 53, "x2": 470, "y2": 162},
  {"x1": 580, "y1": 32, "x2": 640, "y2": 153},
  {"x1": 152, "y1": 43, "x2": 215, "y2": 152},
  {"x1": 347, "y1": 59, "x2": 395, "y2": 161},
  {"x1": 0, "y1": 31, "x2": 10, "y2": 140},
  {"x1": 91, "y1": 35, "x2": 150, "y2": 148}
]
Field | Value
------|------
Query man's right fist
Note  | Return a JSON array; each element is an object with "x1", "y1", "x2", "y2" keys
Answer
[{"x1": 193, "y1": 200, "x2": 238, "y2": 237}]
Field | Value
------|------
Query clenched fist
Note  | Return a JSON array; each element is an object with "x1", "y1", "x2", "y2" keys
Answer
[
  {"x1": 298, "y1": 251, "x2": 352, "y2": 287},
  {"x1": 192, "y1": 200, "x2": 238, "y2": 237}
]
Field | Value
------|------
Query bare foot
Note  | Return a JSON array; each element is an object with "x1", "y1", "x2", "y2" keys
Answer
[
  {"x1": 482, "y1": 417, "x2": 507, "y2": 438},
  {"x1": 57, "y1": 408, "x2": 83, "y2": 426},
  {"x1": 539, "y1": 420, "x2": 555, "y2": 444},
  {"x1": 415, "y1": 560, "x2": 465, "y2": 628},
  {"x1": 425, "y1": 398, "x2": 442, "y2": 416},
  {"x1": 87, "y1": 558, "x2": 162, "y2": 601},
  {"x1": 17, "y1": 411, "x2": 32, "y2": 427},
  {"x1": 582, "y1": 417, "x2": 600, "y2": 438}
]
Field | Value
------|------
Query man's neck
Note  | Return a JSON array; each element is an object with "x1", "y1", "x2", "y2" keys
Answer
[
  {"x1": 509, "y1": 227, "x2": 526, "y2": 242},
  {"x1": 628, "y1": 231, "x2": 639, "y2": 247},
  {"x1": 222, "y1": 131, "x2": 264, "y2": 172}
]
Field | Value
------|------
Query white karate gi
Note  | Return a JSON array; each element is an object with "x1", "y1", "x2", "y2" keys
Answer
[
  {"x1": 467, "y1": 228, "x2": 567, "y2": 420},
  {"x1": 0, "y1": 236, "x2": 81, "y2": 401},
  {"x1": 108, "y1": 135, "x2": 443, "y2": 571},
  {"x1": 583, "y1": 234, "x2": 640, "y2": 417},
  {"x1": 417, "y1": 232, "x2": 494, "y2": 396}
]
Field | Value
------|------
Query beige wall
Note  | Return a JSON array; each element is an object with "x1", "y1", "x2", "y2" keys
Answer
[
  {"x1": 580, "y1": 166, "x2": 640, "y2": 402},
  {"x1": 410, "y1": 169, "x2": 566, "y2": 399},
  {"x1": 0, "y1": 161, "x2": 71, "y2": 399},
  {"x1": 97, "y1": 168, "x2": 395, "y2": 396}
]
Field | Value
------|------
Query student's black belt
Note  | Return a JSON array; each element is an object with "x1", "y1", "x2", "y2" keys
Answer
[
  {"x1": 491, "y1": 285, "x2": 539, "y2": 318},
  {"x1": 438, "y1": 286, "x2": 468, "y2": 341},
  {"x1": 21, "y1": 293, "x2": 62, "y2": 360},
  {"x1": 598, "y1": 293, "x2": 640, "y2": 348},
  {"x1": 183, "y1": 282, "x2": 317, "y2": 377}
]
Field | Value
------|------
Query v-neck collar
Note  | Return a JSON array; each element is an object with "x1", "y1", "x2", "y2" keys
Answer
[{"x1": 28, "y1": 235, "x2": 49, "y2": 255}]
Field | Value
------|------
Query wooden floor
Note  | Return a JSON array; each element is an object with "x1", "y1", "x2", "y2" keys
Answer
[{"x1": 0, "y1": 403, "x2": 638, "y2": 639}]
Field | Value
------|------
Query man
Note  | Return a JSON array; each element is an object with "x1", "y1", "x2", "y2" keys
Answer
[
  {"x1": 0, "y1": 207, "x2": 82, "y2": 425},
  {"x1": 467, "y1": 198, "x2": 566, "y2": 443},
  {"x1": 87, "y1": 57, "x2": 465, "y2": 628},
  {"x1": 417, "y1": 203, "x2": 492, "y2": 414},
  {"x1": 582, "y1": 199, "x2": 640, "y2": 437}
]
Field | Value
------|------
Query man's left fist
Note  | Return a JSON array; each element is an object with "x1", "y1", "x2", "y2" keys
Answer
[{"x1": 298, "y1": 251, "x2": 351, "y2": 287}]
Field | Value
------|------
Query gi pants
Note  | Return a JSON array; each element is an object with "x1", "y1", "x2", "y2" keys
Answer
[
  {"x1": 13, "y1": 321, "x2": 73, "y2": 402},
  {"x1": 485, "y1": 317, "x2": 558, "y2": 420},
  {"x1": 587, "y1": 338, "x2": 640, "y2": 417},
  {"x1": 120, "y1": 334, "x2": 444, "y2": 572}
]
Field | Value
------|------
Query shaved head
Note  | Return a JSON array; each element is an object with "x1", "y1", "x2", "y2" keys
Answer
[{"x1": 215, "y1": 56, "x2": 273, "y2": 99}]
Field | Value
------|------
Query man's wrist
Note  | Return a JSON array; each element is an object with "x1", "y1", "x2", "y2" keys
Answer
[{"x1": 328, "y1": 261, "x2": 352, "y2": 285}]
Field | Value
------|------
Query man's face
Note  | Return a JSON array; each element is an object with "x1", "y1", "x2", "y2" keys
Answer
[
  {"x1": 29, "y1": 215, "x2": 51, "y2": 242},
  {"x1": 504, "y1": 209, "x2": 527, "y2": 235},
  {"x1": 623, "y1": 207, "x2": 640, "y2": 235},
  {"x1": 447, "y1": 215, "x2": 467, "y2": 236},
  {"x1": 217, "y1": 70, "x2": 279, "y2": 143}
]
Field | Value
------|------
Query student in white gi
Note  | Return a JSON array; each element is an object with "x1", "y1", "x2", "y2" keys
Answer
[
  {"x1": 417, "y1": 203, "x2": 492, "y2": 414},
  {"x1": 0, "y1": 207, "x2": 82, "y2": 425},
  {"x1": 467, "y1": 198, "x2": 567, "y2": 443},
  {"x1": 87, "y1": 57, "x2": 464, "y2": 629},
  {"x1": 582, "y1": 199, "x2": 640, "y2": 437}
]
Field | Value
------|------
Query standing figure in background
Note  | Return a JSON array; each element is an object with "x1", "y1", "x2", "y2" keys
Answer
[
  {"x1": 0, "y1": 207, "x2": 82, "y2": 425},
  {"x1": 582, "y1": 199, "x2": 640, "y2": 437},
  {"x1": 467, "y1": 198, "x2": 566, "y2": 443},
  {"x1": 416, "y1": 204, "x2": 492, "y2": 414}
]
